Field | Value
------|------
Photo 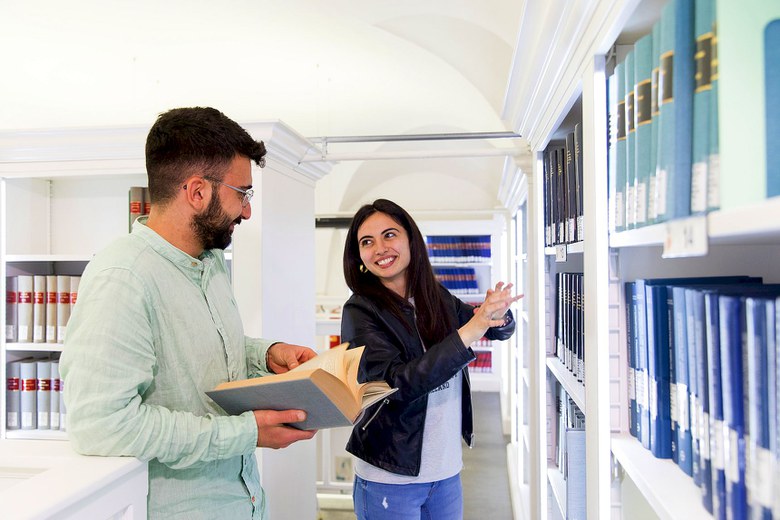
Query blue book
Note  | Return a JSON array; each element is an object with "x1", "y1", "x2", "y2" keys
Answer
[
  {"x1": 685, "y1": 288, "x2": 702, "y2": 487},
  {"x1": 625, "y1": 282, "x2": 638, "y2": 438},
  {"x1": 704, "y1": 290, "x2": 728, "y2": 520},
  {"x1": 633, "y1": 33, "x2": 653, "y2": 228},
  {"x1": 707, "y1": 0, "x2": 720, "y2": 211},
  {"x1": 633, "y1": 278, "x2": 651, "y2": 449},
  {"x1": 656, "y1": 0, "x2": 695, "y2": 221},
  {"x1": 745, "y1": 296, "x2": 774, "y2": 519},
  {"x1": 649, "y1": 21, "x2": 661, "y2": 224},
  {"x1": 671, "y1": 286, "x2": 693, "y2": 476},
  {"x1": 691, "y1": 0, "x2": 714, "y2": 215},
  {"x1": 625, "y1": 49, "x2": 636, "y2": 229}
]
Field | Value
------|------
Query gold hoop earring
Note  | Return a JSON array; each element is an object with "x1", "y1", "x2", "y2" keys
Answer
[{"x1": 359, "y1": 264, "x2": 368, "y2": 273}]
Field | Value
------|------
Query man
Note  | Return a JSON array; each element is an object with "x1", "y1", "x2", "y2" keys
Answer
[{"x1": 60, "y1": 107, "x2": 316, "y2": 519}]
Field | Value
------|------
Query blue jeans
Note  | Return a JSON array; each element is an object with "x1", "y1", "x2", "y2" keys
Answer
[{"x1": 353, "y1": 474, "x2": 463, "y2": 520}]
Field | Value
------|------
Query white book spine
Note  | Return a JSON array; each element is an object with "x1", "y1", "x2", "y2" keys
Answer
[
  {"x1": 69, "y1": 275, "x2": 81, "y2": 312},
  {"x1": 5, "y1": 276, "x2": 18, "y2": 342},
  {"x1": 36, "y1": 360, "x2": 51, "y2": 430},
  {"x1": 17, "y1": 275, "x2": 34, "y2": 343},
  {"x1": 50, "y1": 360, "x2": 61, "y2": 430},
  {"x1": 6, "y1": 361, "x2": 21, "y2": 430},
  {"x1": 46, "y1": 275, "x2": 58, "y2": 343},
  {"x1": 56, "y1": 275, "x2": 71, "y2": 344},
  {"x1": 59, "y1": 379, "x2": 67, "y2": 431},
  {"x1": 19, "y1": 361, "x2": 37, "y2": 429},
  {"x1": 33, "y1": 275, "x2": 46, "y2": 343}
]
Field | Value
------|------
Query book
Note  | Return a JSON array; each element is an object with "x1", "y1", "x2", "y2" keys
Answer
[
  {"x1": 36, "y1": 359, "x2": 51, "y2": 430},
  {"x1": 207, "y1": 344, "x2": 397, "y2": 430},
  {"x1": 625, "y1": 48, "x2": 637, "y2": 229},
  {"x1": 5, "y1": 276, "x2": 18, "y2": 342},
  {"x1": 717, "y1": 0, "x2": 780, "y2": 209},
  {"x1": 615, "y1": 61, "x2": 628, "y2": 232},
  {"x1": 16, "y1": 275, "x2": 33, "y2": 343},
  {"x1": 574, "y1": 123, "x2": 584, "y2": 242},
  {"x1": 32, "y1": 275, "x2": 46, "y2": 343},
  {"x1": 633, "y1": 32, "x2": 653, "y2": 228},
  {"x1": 56, "y1": 275, "x2": 71, "y2": 343},
  {"x1": 691, "y1": 0, "x2": 714, "y2": 215},
  {"x1": 19, "y1": 360, "x2": 37, "y2": 430},
  {"x1": 129, "y1": 186, "x2": 144, "y2": 232},
  {"x1": 649, "y1": 21, "x2": 661, "y2": 224},
  {"x1": 6, "y1": 361, "x2": 21, "y2": 430},
  {"x1": 766, "y1": 19, "x2": 780, "y2": 198},
  {"x1": 625, "y1": 282, "x2": 638, "y2": 438},
  {"x1": 50, "y1": 360, "x2": 61, "y2": 431},
  {"x1": 46, "y1": 275, "x2": 57, "y2": 343},
  {"x1": 671, "y1": 285, "x2": 692, "y2": 475}
]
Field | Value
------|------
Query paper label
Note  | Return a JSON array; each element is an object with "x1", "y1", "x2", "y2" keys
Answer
[
  {"x1": 691, "y1": 161, "x2": 708, "y2": 213},
  {"x1": 636, "y1": 182, "x2": 648, "y2": 224},
  {"x1": 670, "y1": 383, "x2": 679, "y2": 422},
  {"x1": 663, "y1": 216, "x2": 708, "y2": 258},
  {"x1": 677, "y1": 383, "x2": 689, "y2": 432},
  {"x1": 649, "y1": 378, "x2": 658, "y2": 419},
  {"x1": 711, "y1": 420, "x2": 725, "y2": 470},
  {"x1": 725, "y1": 428, "x2": 738, "y2": 482},
  {"x1": 628, "y1": 368, "x2": 636, "y2": 400}
]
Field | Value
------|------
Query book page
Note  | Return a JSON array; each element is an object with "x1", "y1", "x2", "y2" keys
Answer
[{"x1": 290, "y1": 343, "x2": 364, "y2": 386}]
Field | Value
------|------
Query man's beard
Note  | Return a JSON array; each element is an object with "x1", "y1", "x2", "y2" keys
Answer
[{"x1": 191, "y1": 191, "x2": 240, "y2": 251}]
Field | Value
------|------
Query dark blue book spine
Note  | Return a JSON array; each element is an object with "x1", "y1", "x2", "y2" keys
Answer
[
  {"x1": 718, "y1": 295, "x2": 748, "y2": 520},
  {"x1": 685, "y1": 288, "x2": 701, "y2": 486},
  {"x1": 625, "y1": 282, "x2": 638, "y2": 438},
  {"x1": 693, "y1": 289, "x2": 713, "y2": 512},
  {"x1": 705, "y1": 291, "x2": 727, "y2": 520},
  {"x1": 635, "y1": 279, "x2": 651, "y2": 450},
  {"x1": 745, "y1": 297, "x2": 773, "y2": 519},
  {"x1": 646, "y1": 284, "x2": 672, "y2": 458},
  {"x1": 672, "y1": 286, "x2": 693, "y2": 476}
]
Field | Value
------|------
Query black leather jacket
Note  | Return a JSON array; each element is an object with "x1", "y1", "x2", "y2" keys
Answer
[{"x1": 340, "y1": 285, "x2": 515, "y2": 476}]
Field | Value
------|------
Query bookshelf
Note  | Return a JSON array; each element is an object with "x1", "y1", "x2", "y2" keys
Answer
[
  {"x1": 504, "y1": 0, "x2": 780, "y2": 519},
  {"x1": 0, "y1": 122, "x2": 330, "y2": 520}
]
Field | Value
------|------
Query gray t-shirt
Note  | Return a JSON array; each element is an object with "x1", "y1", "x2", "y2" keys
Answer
[{"x1": 354, "y1": 370, "x2": 464, "y2": 483}]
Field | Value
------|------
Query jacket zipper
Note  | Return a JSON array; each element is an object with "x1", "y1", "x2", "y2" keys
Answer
[{"x1": 361, "y1": 398, "x2": 390, "y2": 430}]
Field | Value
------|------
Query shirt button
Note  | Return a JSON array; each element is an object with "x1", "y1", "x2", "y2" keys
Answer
[
  {"x1": 251, "y1": 496, "x2": 256, "y2": 503},
  {"x1": 191, "y1": 262, "x2": 197, "y2": 267}
]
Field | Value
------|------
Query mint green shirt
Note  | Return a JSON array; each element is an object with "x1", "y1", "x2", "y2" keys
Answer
[{"x1": 61, "y1": 217, "x2": 275, "y2": 519}]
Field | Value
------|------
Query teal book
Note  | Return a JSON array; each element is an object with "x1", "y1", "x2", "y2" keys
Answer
[
  {"x1": 691, "y1": 0, "x2": 714, "y2": 215},
  {"x1": 616, "y1": 61, "x2": 628, "y2": 232},
  {"x1": 649, "y1": 21, "x2": 661, "y2": 224},
  {"x1": 625, "y1": 49, "x2": 636, "y2": 229},
  {"x1": 766, "y1": 20, "x2": 780, "y2": 197},
  {"x1": 655, "y1": 3, "x2": 674, "y2": 222},
  {"x1": 708, "y1": 5, "x2": 720, "y2": 211},
  {"x1": 670, "y1": 0, "x2": 694, "y2": 221},
  {"x1": 717, "y1": 0, "x2": 780, "y2": 209},
  {"x1": 634, "y1": 33, "x2": 653, "y2": 228},
  {"x1": 608, "y1": 70, "x2": 619, "y2": 233}
]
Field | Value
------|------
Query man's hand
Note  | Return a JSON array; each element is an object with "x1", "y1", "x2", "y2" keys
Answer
[
  {"x1": 266, "y1": 342, "x2": 317, "y2": 373},
  {"x1": 253, "y1": 410, "x2": 317, "y2": 449}
]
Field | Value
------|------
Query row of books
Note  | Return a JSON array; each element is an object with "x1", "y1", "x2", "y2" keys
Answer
[
  {"x1": 6, "y1": 358, "x2": 66, "y2": 431},
  {"x1": 625, "y1": 276, "x2": 780, "y2": 519},
  {"x1": 129, "y1": 186, "x2": 151, "y2": 232},
  {"x1": 543, "y1": 124, "x2": 583, "y2": 247},
  {"x1": 425, "y1": 235, "x2": 491, "y2": 264},
  {"x1": 550, "y1": 382, "x2": 586, "y2": 520},
  {"x1": 468, "y1": 350, "x2": 492, "y2": 373},
  {"x1": 5, "y1": 275, "x2": 81, "y2": 344},
  {"x1": 608, "y1": 0, "x2": 780, "y2": 232},
  {"x1": 555, "y1": 272, "x2": 584, "y2": 383},
  {"x1": 433, "y1": 267, "x2": 480, "y2": 295}
]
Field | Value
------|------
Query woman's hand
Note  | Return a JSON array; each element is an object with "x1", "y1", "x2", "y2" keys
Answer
[{"x1": 458, "y1": 282, "x2": 523, "y2": 346}]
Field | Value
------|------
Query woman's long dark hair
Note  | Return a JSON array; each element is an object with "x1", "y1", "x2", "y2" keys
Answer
[{"x1": 343, "y1": 199, "x2": 455, "y2": 347}]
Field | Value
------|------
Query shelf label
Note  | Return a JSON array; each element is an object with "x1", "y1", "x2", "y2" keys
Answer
[
  {"x1": 555, "y1": 245, "x2": 567, "y2": 262},
  {"x1": 662, "y1": 216, "x2": 708, "y2": 258}
]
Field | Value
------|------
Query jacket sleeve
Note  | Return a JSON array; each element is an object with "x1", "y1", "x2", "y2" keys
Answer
[
  {"x1": 450, "y1": 291, "x2": 516, "y2": 341},
  {"x1": 341, "y1": 300, "x2": 475, "y2": 403}
]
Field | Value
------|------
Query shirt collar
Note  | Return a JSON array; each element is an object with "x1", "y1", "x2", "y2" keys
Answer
[{"x1": 132, "y1": 216, "x2": 219, "y2": 278}]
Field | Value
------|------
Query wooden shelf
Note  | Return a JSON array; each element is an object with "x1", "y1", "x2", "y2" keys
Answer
[{"x1": 611, "y1": 433, "x2": 712, "y2": 520}]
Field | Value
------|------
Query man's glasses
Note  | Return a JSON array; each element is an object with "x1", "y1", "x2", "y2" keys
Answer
[{"x1": 203, "y1": 177, "x2": 254, "y2": 207}]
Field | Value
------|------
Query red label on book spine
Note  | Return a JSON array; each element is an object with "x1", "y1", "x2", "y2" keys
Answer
[
  {"x1": 52, "y1": 379, "x2": 61, "y2": 392},
  {"x1": 34, "y1": 291, "x2": 44, "y2": 304},
  {"x1": 6, "y1": 290, "x2": 16, "y2": 304},
  {"x1": 18, "y1": 291, "x2": 32, "y2": 304},
  {"x1": 130, "y1": 201, "x2": 142, "y2": 214},
  {"x1": 7, "y1": 377, "x2": 19, "y2": 391},
  {"x1": 70, "y1": 292, "x2": 78, "y2": 304},
  {"x1": 59, "y1": 293, "x2": 70, "y2": 304},
  {"x1": 47, "y1": 291, "x2": 57, "y2": 303},
  {"x1": 22, "y1": 379, "x2": 37, "y2": 391},
  {"x1": 38, "y1": 379, "x2": 51, "y2": 391}
]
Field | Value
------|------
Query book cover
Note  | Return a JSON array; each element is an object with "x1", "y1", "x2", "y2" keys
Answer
[
  {"x1": 689, "y1": 287, "x2": 713, "y2": 512},
  {"x1": 69, "y1": 275, "x2": 80, "y2": 311},
  {"x1": 634, "y1": 278, "x2": 650, "y2": 449},
  {"x1": 5, "y1": 276, "x2": 18, "y2": 343},
  {"x1": 36, "y1": 359, "x2": 51, "y2": 430},
  {"x1": 6, "y1": 361, "x2": 21, "y2": 430},
  {"x1": 683, "y1": 287, "x2": 701, "y2": 485},
  {"x1": 565, "y1": 428, "x2": 586, "y2": 520},
  {"x1": 766, "y1": 20, "x2": 780, "y2": 198},
  {"x1": 670, "y1": 0, "x2": 695, "y2": 220},
  {"x1": 129, "y1": 186, "x2": 143, "y2": 232},
  {"x1": 574, "y1": 123, "x2": 584, "y2": 242},
  {"x1": 625, "y1": 282, "x2": 638, "y2": 438},
  {"x1": 654, "y1": 2, "x2": 674, "y2": 222},
  {"x1": 649, "y1": 20, "x2": 661, "y2": 224},
  {"x1": 671, "y1": 285, "x2": 692, "y2": 475},
  {"x1": 46, "y1": 275, "x2": 57, "y2": 343},
  {"x1": 717, "y1": 0, "x2": 780, "y2": 208},
  {"x1": 704, "y1": 291, "x2": 727, "y2": 519},
  {"x1": 32, "y1": 275, "x2": 46, "y2": 343},
  {"x1": 19, "y1": 360, "x2": 37, "y2": 430},
  {"x1": 633, "y1": 32, "x2": 653, "y2": 228},
  {"x1": 565, "y1": 132, "x2": 576, "y2": 243},
  {"x1": 17, "y1": 275, "x2": 33, "y2": 343},
  {"x1": 207, "y1": 344, "x2": 397, "y2": 430},
  {"x1": 691, "y1": 0, "x2": 714, "y2": 215},
  {"x1": 645, "y1": 284, "x2": 673, "y2": 458},
  {"x1": 708, "y1": 6, "x2": 720, "y2": 212}
]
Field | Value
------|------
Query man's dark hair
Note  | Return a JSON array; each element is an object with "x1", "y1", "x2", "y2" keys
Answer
[
  {"x1": 343, "y1": 198, "x2": 455, "y2": 347},
  {"x1": 145, "y1": 107, "x2": 266, "y2": 204}
]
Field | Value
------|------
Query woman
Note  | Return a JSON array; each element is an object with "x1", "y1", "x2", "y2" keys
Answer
[{"x1": 340, "y1": 198, "x2": 522, "y2": 519}]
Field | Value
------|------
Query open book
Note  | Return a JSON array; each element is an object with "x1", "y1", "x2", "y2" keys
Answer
[{"x1": 207, "y1": 343, "x2": 396, "y2": 430}]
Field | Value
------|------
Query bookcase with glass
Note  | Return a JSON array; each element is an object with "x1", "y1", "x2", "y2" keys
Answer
[{"x1": 508, "y1": 0, "x2": 780, "y2": 518}]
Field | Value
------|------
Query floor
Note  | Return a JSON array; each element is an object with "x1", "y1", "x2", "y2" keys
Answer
[{"x1": 318, "y1": 391, "x2": 513, "y2": 519}]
